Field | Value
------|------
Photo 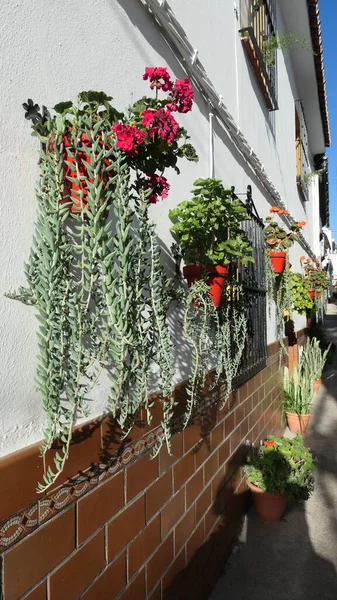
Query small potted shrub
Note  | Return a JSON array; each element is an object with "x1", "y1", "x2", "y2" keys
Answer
[
  {"x1": 290, "y1": 272, "x2": 313, "y2": 314},
  {"x1": 169, "y1": 178, "x2": 254, "y2": 307},
  {"x1": 282, "y1": 364, "x2": 314, "y2": 433},
  {"x1": 264, "y1": 207, "x2": 306, "y2": 273},
  {"x1": 302, "y1": 257, "x2": 329, "y2": 298},
  {"x1": 244, "y1": 435, "x2": 315, "y2": 523},
  {"x1": 301, "y1": 337, "x2": 330, "y2": 393}
]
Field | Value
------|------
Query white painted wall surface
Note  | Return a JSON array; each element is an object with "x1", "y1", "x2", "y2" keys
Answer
[{"x1": 0, "y1": 0, "x2": 325, "y2": 455}]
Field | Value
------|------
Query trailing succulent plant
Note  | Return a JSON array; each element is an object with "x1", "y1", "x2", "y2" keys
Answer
[{"x1": 8, "y1": 67, "x2": 200, "y2": 491}]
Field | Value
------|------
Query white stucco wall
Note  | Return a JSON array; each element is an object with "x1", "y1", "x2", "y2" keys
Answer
[{"x1": 0, "y1": 0, "x2": 325, "y2": 456}]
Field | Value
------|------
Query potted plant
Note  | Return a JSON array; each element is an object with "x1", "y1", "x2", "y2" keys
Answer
[
  {"x1": 289, "y1": 272, "x2": 313, "y2": 314},
  {"x1": 244, "y1": 435, "x2": 315, "y2": 523},
  {"x1": 301, "y1": 337, "x2": 330, "y2": 393},
  {"x1": 302, "y1": 257, "x2": 329, "y2": 298},
  {"x1": 169, "y1": 178, "x2": 254, "y2": 307},
  {"x1": 264, "y1": 207, "x2": 306, "y2": 273},
  {"x1": 282, "y1": 365, "x2": 314, "y2": 433}
]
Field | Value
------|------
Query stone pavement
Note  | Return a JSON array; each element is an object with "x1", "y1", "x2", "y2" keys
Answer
[{"x1": 210, "y1": 305, "x2": 337, "y2": 600}]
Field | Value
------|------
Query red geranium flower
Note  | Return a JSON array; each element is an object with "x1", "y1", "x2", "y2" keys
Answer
[
  {"x1": 112, "y1": 123, "x2": 146, "y2": 155},
  {"x1": 143, "y1": 67, "x2": 172, "y2": 91},
  {"x1": 141, "y1": 174, "x2": 170, "y2": 204},
  {"x1": 167, "y1": 78, "x2": 194, "y2": 113},
  {"x1": 141, "y1": 108, "x2": 178, "y2": 144},
  {"x1": 264, "y1": 440, "x2": 275, "y2": 448}
]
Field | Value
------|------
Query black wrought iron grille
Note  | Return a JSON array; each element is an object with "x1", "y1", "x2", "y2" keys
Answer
[
  {"x1": 230, "y1": 185, "x2": 267, "y2": 382},
  {"x1": 240, "y1": 0, "x2": 278, "y2": 110}
]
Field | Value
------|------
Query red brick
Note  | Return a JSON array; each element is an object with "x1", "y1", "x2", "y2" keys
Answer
[
  {"x1": 186, "y1": 521, "x2": 204, "y2": 563},
  {"x1": 224, "y1": 412, "x2": 235, "y2": 437},
  {"x1": 174, "y1": 506, "x2": 195, "y2": 554},
  {"x1": 211, "y1": 466, "x2": 225, "y2": 501},
  {"x1": 49, "y1": 529, "x2": 104, "y2": 600},
  {"x1": 107, "y1": 495, "x2": 145, "y2": 561},
  {"x1": 195, "y1": 484, "x2": 212, "y2": 523},
  {"x1": 77, "y1": 471, "x2": 124, "y2": 544},
  {"x1": 185, "y1": 468, "x2": 204, "y2": 508},
  {"x1": 146, "y1": 470, "x2": 173, "y2": 521},
  {"x1": 218, "y1": 438, "x2": 230, "y2": 466},
  {"x1": 146, "y1": 533, "x2": 174, "y2": 594},
  {"x1": 161, "y1": 489, "x2": 185, "y2": 538},
  {"x1": 173, "y1": 451, "x2": 195, "y2": 491},
  {"x1": 126, "y1": 453, "x2": 158, "y2": 502},
  {"x1": 3, "y1": 507, "x2": 75, "y2": 600},
  {"x1": 230, "y1": 426, "x2": 241, "y2": 454},
  {"x1": 204, "y1": 506, "x2": 221, "y2": 539},
  {"x1": 159, "y1": 434, "x2": 183, "y2": 474},
  {"x1": 128, "y1": 516, "x2": 161, "y2": 578},
  {"x1": 194, "y1": 436, "x2": 212, "y2": 469},
  {"x1": 82, "y1": 552, "x2": 126, "y2": 600},
  {"x1": 211, "y1": 422, "x2": 224, "y2": 449},
  {"x1": 119, "y1": 569, "x2": 145, "y2": 600},
  {"x1": 183, "y1": 421, "x2": 202, "y2": 452},
  {"x1": 24, "y1": 581, "x2": 47, "y2": 600},
  {"x1": 204, "y1": 451, "x2": 219, "y2": 485},
  {"x1": 148, "y1": 582, "x2": 161, "y2": 600},
  {"x1": 240, "y1": 417, "x2": 249, "y2": 440},
  {"x1": 162, "y1": 548, "x2": 186, "y2": 591}
]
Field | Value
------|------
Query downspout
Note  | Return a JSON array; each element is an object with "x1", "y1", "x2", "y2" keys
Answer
[{"x1": 209, "y1": 105, "x2": 214, "y2": 178}]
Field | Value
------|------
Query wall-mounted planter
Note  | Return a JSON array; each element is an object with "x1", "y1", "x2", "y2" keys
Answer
[
  {"x1": 308, "y1": 289, "x2": 315, "y2": 300},
  {"x1": 269, "y1": 251, "x2": 286, "y2": 274},
  {"x1": 183, "y1": 264, "x2": 228, "y2": 308},
  {"x1": 241, "y1": 36, "x2": 273, "y2": 111}
]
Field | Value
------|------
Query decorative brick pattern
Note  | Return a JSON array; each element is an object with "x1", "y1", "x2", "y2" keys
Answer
[{"x1": 0, "y1": 340, "x2": 287, "y2": 599}]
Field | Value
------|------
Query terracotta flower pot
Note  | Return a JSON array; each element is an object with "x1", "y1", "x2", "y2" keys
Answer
[
  {"x1": 308, "y1": 289, "x2": 315, "y2": 300},
  {"x1": 315, "y1": 291, "x2": 321, "y2": 299},
  {"x1": 247, "y1": 480, "x2": 287, "y2": 523},
  {"x1": 313, "y1": 378, "x2": 321, "y2": 394},
  {"x1": 183, "y1": 265, "x2": 228, "y2": 308},
  {"x1": 285, "y1": 411, "x2": 311, "y2": 434},
  {"x1": 269, "y1": 252, "x2": 286, "y2": 274}
]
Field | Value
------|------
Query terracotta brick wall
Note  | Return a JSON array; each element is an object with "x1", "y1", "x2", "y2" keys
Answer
[{"x1": 0, "y1": 341, "x2": 288, "y2": 600}]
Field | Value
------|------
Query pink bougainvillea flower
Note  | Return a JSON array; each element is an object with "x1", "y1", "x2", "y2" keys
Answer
[
  {"x1": 141, "y1": 108, "x2": 178, "y2": 144},
  {"x1": 143, "y1": 67, "x2": 172, "y2": 91},
  {"x1": 141, "y1": 174, "x2": 170, "y2": 204},
  {"x1": 167, "y1": 78, "x2": 194, "y2": 113},
  {"x1": 112, "y1": 123, "x2": 146, "y2": 155}
]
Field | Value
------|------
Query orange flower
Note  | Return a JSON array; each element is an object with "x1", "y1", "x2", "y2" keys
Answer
[
  {"x1": 297, "y1": 221, "x2": 306, "y2": 228},
  {"x1": 278, "y1": 209, "x2": 288, "y2": 215},
  {"x1": 299, "y1": 256, "x2": 305, "y2": 262},
  {"x1": 264, "y1": 440, "x2": 275, "y2": 448},
  {"x1": 269, "y1": 206, "x2": 281, "y2": 213}
]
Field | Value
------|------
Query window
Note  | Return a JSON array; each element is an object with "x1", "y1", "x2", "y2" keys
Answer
[
  {"x1": 295, "y1": 100, "x2": 310, "y2": 201},
  {"x1": 240, "y1": 0, "x2": 278, "y2": 111}
]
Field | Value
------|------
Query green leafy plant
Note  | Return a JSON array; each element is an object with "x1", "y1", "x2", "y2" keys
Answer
[
  {"x1": 290, "y1": 273, "x2": 313, "y2": 314},
  {"x1": 300, "y1": 337, "x2": 331, "y2": 381},
  {"x1": 262, "y1": 31, "x2": 315, "y2": 68},
  {"x1": 303, "y1": 170, "x2": 323, "y2": 185},
  {"x1": 282, "y1": 364, "x2": 314, "y2": 416},
  {"x1": 169, "y1": 178, "x2": 254, "y2": 265},
  {"x1": 302, "y1": 258, "x2": 329, "y2": 291},
  {"x1": 264, "y1": 207, "x2": 306, "y2": 252},
  {"x1": 7, "y1": 66, "x2": 199, "y2": 491},
  {"x1": 244, "y1": 435, "x2": 315, "y2": 502}
]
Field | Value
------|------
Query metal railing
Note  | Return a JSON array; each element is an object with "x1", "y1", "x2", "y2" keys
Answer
[
  {"x1": 240, "y1": 0, "x2": 278, "y2": 110},
  {"x1": 295, "y1": 99, "x2": 311, "y2": 201}
]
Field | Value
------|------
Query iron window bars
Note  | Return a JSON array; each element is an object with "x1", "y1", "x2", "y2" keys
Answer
[
  {"x1": 239, "y1": 0, "x2": 278, "y2": 111},
  {"x1": 295, "y1": 99, "x2": 311, "y2": 201}
]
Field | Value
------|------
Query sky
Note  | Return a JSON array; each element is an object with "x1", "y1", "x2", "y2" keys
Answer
[{"x1": 319, "y1": 0, "x2": 337, "y2": 237}]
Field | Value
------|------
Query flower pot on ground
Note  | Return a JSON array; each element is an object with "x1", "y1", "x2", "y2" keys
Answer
[
  {"x1": 183, "y1": 265, "x2": 228, "y2": 308},
  {"x1": 313, "y1": 378, "x2": 322, "y2": 394},
  {"x1": 282, "y1": 364, "x2": 314, "y2": 432},
  {"x1": 169, "y1": 178, "x2": 254, "y2": 307},
  {"x1": 285, "y1": 411, "x2": 311, "y2": 434},
  {"x1": 244, "y1": 435, "x2": 315, "y2": 523}
]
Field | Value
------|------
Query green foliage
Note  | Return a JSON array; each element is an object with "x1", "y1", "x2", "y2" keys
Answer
[
  {"x1": 264, "y1": 215, "x2": 302, "y2": 251},
  {"x1": 244, "y1": 435, "x2": 315, "y2": 502},
  {"x1": 262, "y1": 31, "x2": 315, "y2": 67},
  {"x1": 303, "y1": 170, "x2": 323, "y2": 185},
  {"x1": 282, "y1": 364, "x2": 314, "y2": 416},
  {"x1": 169, "y1": 178, "x2": 254, "y2": 265},
  {"x1": 306, "y1": 268, "x2": 329, "y2": 291},
  {"x1": 290, "y1": 272, "x2": 313, "y2": 314},
  {"x1": 276, "y1": 257, "x2": 292, "y2": 357},
  {"x1": 300, "y1": 337, "x2": 331, "y2": 381}
]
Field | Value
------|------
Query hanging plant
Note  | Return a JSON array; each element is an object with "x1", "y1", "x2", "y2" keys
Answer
[
  {"x1": 169, "y1": 178, "x2": 254, "y2": 307},
  {"x1": 7, "y1": 67, "x2": 199, "y2": 491},
  {"x1": 289, "y1": 272, "x2": 313, "y2": 314},
  {"x1": 264, "y1": 206, "x2": 306, "y2": 273}
]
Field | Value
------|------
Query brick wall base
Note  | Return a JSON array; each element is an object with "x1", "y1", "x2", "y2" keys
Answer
[{"x1": 0, "y1": 341, "x2": 288, "y2": 600}]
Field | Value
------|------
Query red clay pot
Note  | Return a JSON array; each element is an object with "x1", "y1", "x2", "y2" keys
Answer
[
  {"x1": 308, "y1": 290, "x2": 315, "y2": 300},
  {"x1": 313, "y1": 378, "x2": 321, "y2": 394},
  {"x1": 269, "y1": 252, "x2": 286, "y2": 274},
  {"x1": 285, "y1": 411, "x2": 311, "y2": 434},
  {"x1": 315, "y1": 291, "x2": 321, "y2": 299},
  {"x1": 183, "y1": 265, "x2": 228, "y2": 308},
  {"x1": 247, "y1": 480, "x2": 287, "y2": 523}
]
